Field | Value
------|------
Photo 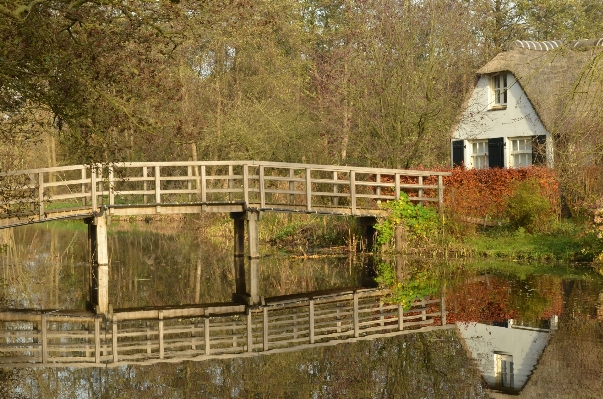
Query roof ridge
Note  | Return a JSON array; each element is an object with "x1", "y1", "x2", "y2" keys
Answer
[{"x1": 509, "y1": 38, "x2": 603, "y2": 51}]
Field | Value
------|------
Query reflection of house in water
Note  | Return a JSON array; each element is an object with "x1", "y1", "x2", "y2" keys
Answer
[{"x1": 457, "y1": 316, "x2": 558, "y2": 396}]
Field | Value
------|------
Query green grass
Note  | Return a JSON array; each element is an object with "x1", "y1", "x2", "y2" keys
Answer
[{"x1": 458, "y1": 220, "x2": 598, "y2": 262}]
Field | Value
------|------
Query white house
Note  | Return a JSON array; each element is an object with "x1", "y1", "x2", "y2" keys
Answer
[{"x1": 451, "y1": 39, "x2": 603, "y2": 169}]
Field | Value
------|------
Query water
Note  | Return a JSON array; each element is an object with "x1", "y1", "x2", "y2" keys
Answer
[{"x1": 0, "y1": 221, "x2": 602, "y2": 398}]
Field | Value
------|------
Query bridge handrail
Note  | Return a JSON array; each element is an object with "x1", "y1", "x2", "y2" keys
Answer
[{"x1": 0, "y1": 161, "x2": 452, "y2": 177}]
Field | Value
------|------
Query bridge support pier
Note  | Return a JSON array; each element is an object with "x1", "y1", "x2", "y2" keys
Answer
[
  {"x1": 356, "y1": 216, "x2": 377, "y2": 252},
  {"x1": 86, "y1": 215, "x2": 109, "y2": 315},
  {"x1": 231, "y1": 211, "x2": 261, "y2": 305}
]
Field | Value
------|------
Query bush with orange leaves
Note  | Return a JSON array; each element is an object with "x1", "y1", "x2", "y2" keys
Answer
[{"x1": 444, "y1": 167, "x2": 560, "y2": 223}]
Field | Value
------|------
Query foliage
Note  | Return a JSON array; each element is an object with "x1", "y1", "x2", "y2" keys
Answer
[
  {"x1": 505, "y1": 178, "x2": 555, "y2": 232},
  {"x1": 375, "y1": 193, "x2": 440, "y2": 248},
  {"x1": 444, "y1": 166, "x2": 559, "y2": 222},
  {"x1": 376, "y1": 262, "x2": 440, "y2": 310}
]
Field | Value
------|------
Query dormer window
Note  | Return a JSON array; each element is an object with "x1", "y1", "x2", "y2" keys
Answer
[{"x1": 491, "y1": 74, "x2": 508, "y2": 109}]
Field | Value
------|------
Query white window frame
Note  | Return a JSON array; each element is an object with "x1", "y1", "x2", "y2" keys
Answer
[
  {"x1": 494, "y1": 353, "x2": 514, "y2": 388},
  {"x1": 490, "y1": 74, "x2": 508, "y2": 109},
  {"x1": 509, "y1": 137, "x2": 532, "y2": 168},
  {"x1": 470, "y1": 140, "x2": 488, "y2": 169}
]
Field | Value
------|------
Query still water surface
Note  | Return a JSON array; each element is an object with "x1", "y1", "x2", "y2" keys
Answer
[{"x1": 0, "y1": 221, "x2": 602, "y2": 398}]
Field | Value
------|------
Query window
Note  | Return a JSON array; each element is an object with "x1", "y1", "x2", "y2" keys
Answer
[
  {"x1": 471, "y1": 140, "x2": 488, "y2": 169},
  {"x1": 494, "y1": 353, "x2": 514, "y2": 388},
  {"x1": 509, "y1": 138, "x2": 532, "y2": 167},
  {"x1": 491, "y1": 74, "x2": 508, "y2": 108}
]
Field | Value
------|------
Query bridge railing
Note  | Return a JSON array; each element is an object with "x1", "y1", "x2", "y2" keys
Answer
[{"x1": 0, "y1": 161, "x2": 451, "y2": 223}]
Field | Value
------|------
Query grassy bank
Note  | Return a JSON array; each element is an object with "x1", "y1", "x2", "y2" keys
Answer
[{"x1": 451, "y1": 222, "x2": 597, "y2": 262}]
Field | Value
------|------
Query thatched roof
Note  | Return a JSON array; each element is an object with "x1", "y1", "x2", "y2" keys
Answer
[{"x1": 475, "y1": 39, "x2": 603, "y2": 135}]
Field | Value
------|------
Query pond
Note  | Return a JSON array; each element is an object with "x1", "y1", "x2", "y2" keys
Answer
[{"x1": 0, "y1": 220, "x2": 602, "y2": 398}]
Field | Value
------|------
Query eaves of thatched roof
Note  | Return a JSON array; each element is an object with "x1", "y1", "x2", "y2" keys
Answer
[{"x1": 474, "y1": 39, "x2": 603, "y2": 135}]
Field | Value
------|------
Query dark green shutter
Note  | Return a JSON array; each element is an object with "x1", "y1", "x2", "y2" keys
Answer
[
  {"x1": 452, "y1": 140, "x2": 464, "y2": 167},
  {"x1": 532, "y1": 135, "x2": 547, "y2": 165},
  {"x1": 488, "y1": 137, "x2": 505, "y2": 168}
]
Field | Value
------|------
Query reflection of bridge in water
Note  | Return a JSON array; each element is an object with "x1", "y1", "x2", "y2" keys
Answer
[{"x1": 0, "y1": 289, "x2": 448, "y2": 368}]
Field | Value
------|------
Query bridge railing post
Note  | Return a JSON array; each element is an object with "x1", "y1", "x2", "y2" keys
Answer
[
  {"x1": 289, "y1": 169, "x2": 295, "y2": 205},
  {"x1": 259, "y1": 165, "x2": 266, "y2": 208},
  {"x1": 108, "y1": 166, "x2": 114, "y2": 207},
  {"x1": 154, "y1": 165, "x2": 161, "y2": 212},
  {"x1": 187, "y1": 166, "x2": 192, "y2": 202},
  {"x1": 305, "y1": 168, "x2": 312, "y2": 211},
  {"x1": 350, "y1": 171, "x2": 356, "y2": 215},
  {"x1": 142, "y1": 166, "x2": 148, "y2": 204},
  {"x1": 81, "y1": 167, "x2": 87, "y2": 206},
  {"x1": 200, "y1": 165, "x2": 207, "y2": 202},
  {"x1": 243, "y1": 165, "x2": 249, "y2": 204},
  {"x1": 395, "y1": 173, "x2": 400, "y2": 201},
  {"x1": 438, "y1": 175, "x2": 444, "y2": 215},
  {"x1": 332, "y1": 171, "x2": 338, "y2": 206},
  {"x1": 38, "y1": 172, "x2": 45, "y2": 219},
  {"x1": 228, "y1": 165, "x2": 233, "y2": 202},
  {"x1": 91, "y1": 165, "x2": 98, "y2": 211}
]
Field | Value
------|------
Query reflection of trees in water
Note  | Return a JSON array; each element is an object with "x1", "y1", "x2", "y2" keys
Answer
[
  {"x1": 4, "y1": 329, "x2": 487, "y2": 398},
  {"x1": 0, "y1": 225, "x2": 86, "y2": 310},
  {"x1": 446, "y1": 272, "x2": 565, "y2": 327}
]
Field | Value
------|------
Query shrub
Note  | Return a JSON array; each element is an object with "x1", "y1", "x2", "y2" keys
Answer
[
  {"x1": 374, "y1": 192, "x2": 440, "y2": 248},
  {"x1": 505, "y1": 179, "x2": 554, "y2": 232}
]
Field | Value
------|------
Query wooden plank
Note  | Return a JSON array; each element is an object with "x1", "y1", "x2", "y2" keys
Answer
[
  {"x1": 289, "y1": 169, "x2": 295, "y2": 205},
  {"x1": 305, "y1": 168, "x2": 312, "y2": 211},
  {"x1": 154, "y1": 166, "x2": 161, "y2": 213},
  {"x1": 350, "y1": 171, "x2": 356, "y2": 215},
  {"x1": 438, "y1": 175, "x2": 444, "y2": 213},
  {"x1": 353, "y1": 292, "x2": 359, "y2": 338},
  {"x1": 395, "y1": 173, "x2": 400, "y2": 201},
  {"x1": 158, "y1": 311, "x2": 164, "y2": 360},
  {"x1": 40, "y1": 314, "x2": 47, "y2": 364},
  {"x1": 93, "y1": 318, "x2": 101, "y2": 363},
  {"x1": 200, "y1": 166, "x2": 207, "y2": 204},
  {"x1": 38, "y1": 172, "x2": 44, "y2": 219},
  {"x1": 309, "y1": 300, "x2": 315, "y2": 344},
  {"x1": 108, "y1": 166, "x2": 114, "y2": 206},
  {"x1": 263, "y1": 308, "x2": 268, "y2": 351},
  {"x1": 142, "y1": 166, "x2": 148, "y2": 204},
  {"x1": 259, "y1": 165, "x2": 266, "y2": 208},
  {"x1": 243, "y1": 165, "x2": 249, "y2": 204},
  {"x1": 204, "y1": 318, "x2": 210, "y2": 355},
  {"x1": 398, "y1": 304, "x2": 404, "y2": 331},
  {"x1": 112, "y1": 317, "x2": 118, "y2": 363},
  {"x1": 228, "y1": 165, "x2": 233, "y2": 202}
]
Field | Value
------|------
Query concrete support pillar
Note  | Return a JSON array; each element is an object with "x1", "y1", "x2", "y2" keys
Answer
[
  {"x1": 247, "y1": 211, "x2": 260, "y2": 259},
  {"x1": 356, "y1": 216, "x2": 377, "y2": 252},
  {"x1": 87, "y1": 215, "x2": 109, "y2": 315}
]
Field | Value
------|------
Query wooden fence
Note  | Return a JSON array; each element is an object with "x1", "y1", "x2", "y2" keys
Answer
[
  {"x1": 0, "y1": 289, "x2": 448, "y2": 368},
  {"x1": 0, "y1": 161, "x2": 451, "y2": 228}
]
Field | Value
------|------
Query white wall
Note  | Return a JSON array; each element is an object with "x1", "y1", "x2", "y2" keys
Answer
[{"x1": 451, "y1": 73, "x2": 552, "y2": 168}]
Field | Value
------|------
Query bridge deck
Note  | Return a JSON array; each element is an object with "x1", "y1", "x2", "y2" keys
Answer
[{"x1": 0, "y1": 161, "x2": 450, "y2": 228}]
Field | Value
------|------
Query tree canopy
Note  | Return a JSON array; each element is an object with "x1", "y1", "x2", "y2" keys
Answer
[{"x1": 1, "y1": 0, "x2": 602, "y2": 169}]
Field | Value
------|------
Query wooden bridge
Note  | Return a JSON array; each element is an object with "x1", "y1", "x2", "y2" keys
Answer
[
  {"x1": 0, "y1": 161, "x2": 450, "y2": 228},
  {"x1": 0, "y1": 288, "x2": 450, "y2": 368},
  {"x1": 0, "y1": 161, "x2": 451, "y2": 314}
]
